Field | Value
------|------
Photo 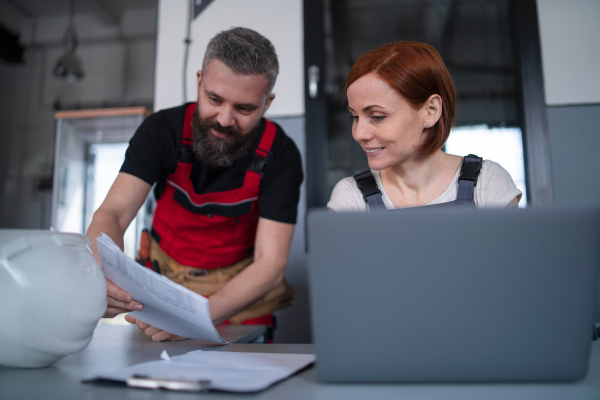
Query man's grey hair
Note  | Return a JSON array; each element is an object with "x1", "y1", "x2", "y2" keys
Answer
[{"x1": 203, "y1": 27, "x2": 279, "y2": 93}]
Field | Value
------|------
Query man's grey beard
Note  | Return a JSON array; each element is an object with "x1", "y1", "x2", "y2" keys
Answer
[{"x1": 191, "y1": 108, "x2": 260, "y2": 168}]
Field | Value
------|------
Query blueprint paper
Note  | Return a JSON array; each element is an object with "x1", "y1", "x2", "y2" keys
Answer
[
  {"x1": 97, "y1": 233, "x2": 226, "y2": 344},
  {"x1": 93, "y1": 350, "x2": 316, "y2": 392}
]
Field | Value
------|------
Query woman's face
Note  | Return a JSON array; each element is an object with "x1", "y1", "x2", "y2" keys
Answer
[{"x1": 347, "y1": 72, "x2": 428, "y2": 171}]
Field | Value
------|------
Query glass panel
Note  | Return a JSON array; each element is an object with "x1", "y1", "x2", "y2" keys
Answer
[
  {"x1": 88, "y1": 142, "x2": 139, "y2": 256},
  {"x1": 324, "y1": 0, "x2": 526, "y2": 204},
  {"x1": 52, "y1": 110, "x2": 149, "y2": 259},
  {"x1": 54, "y1": 120, "x2": 87, "y2": 233}
]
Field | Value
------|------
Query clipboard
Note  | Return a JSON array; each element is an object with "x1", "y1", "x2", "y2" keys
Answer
[{"x1": 87, "y1": 350, "x2": 316, "y2": 393}]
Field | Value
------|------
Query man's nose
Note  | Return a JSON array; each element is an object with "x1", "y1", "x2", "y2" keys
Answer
[{"x1": 216, "y1": 106, "x2": 235, "y2": 128}]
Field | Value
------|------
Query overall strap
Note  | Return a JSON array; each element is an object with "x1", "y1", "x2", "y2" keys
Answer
[
  {"x1": 179, "y1": 102, "x2": 196, "y2": 163},
  {"x1": 354, "y1": 169, "x2": 385, "y2": 209},
  {"x1": 154, "y1": 103, "x2": 197, "y2": 200},
  {"x1": 455, "y1": 154, "x2": 483, "y2": 205},
  {"x1": 248, "y1": 119, "x2": 277, "y2": 176},
  {"x1": 353, "y1": 153, "x2": 483, "y2": 210}
]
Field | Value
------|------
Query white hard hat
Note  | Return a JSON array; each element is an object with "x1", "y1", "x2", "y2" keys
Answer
[{"x1": 0, "y1": 230, "x2": 106, "y2": 368}]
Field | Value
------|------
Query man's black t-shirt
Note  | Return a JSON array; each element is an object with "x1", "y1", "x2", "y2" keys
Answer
[{"x1": 120, "y1": 103, "x2": 304, "y2": 224}]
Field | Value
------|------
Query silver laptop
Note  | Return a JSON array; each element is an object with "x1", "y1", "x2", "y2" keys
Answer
[{"x1": 306, "y1": 206, "x2": 600, "y2": 383}]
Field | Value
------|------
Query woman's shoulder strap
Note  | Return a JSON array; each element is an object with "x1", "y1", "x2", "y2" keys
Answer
[{"x1": 353, "y1": 169, "x2": 385, "y2": 209}]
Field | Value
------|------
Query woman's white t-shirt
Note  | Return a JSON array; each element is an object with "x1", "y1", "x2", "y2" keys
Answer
[{"x1": 327, "y1": 160, "x2": 523, "y2": 212}]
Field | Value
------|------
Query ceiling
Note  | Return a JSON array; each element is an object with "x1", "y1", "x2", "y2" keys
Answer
[
  {"x1": 4, "y1": 0, "x2": 157, "y2": 19},
  {"x1": 0, "y1": 0, "x2": 158, "y2": 62}
]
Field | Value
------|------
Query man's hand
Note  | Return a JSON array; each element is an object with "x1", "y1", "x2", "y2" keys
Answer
[
  {"x1": 124, "y1": 315, "x2": 188, "y2": 342},
  {"x1": 86, "y1": 173, "x2": 153, "y2": 319},
  {"x1": 104, "y1": 279, "x2": 144, "y2": 318}
]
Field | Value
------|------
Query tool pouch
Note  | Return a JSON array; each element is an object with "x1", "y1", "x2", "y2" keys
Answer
[{"x1": 149, "y1": 237, "x2": 294, "y2": 324}]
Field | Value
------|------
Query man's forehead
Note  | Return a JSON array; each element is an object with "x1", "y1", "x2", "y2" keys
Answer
[{"x1": 200, "y1": 61, "x2": 270, "y2": 104}]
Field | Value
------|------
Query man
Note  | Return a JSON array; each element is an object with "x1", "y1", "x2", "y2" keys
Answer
[{"x1": 87, "y1": 27, "x2": 303, "y2": 341}]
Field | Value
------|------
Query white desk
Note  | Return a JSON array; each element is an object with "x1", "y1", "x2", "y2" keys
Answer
[{"x1": 1, "y1": 325, "x2": 599, "y2": 399}]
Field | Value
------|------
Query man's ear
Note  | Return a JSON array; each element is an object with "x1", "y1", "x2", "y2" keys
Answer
[
  {"x1": 196, "y1": 70, "x2": 202, "y2": 85},
  {"x1": 261, "y1": 93, "x2": 276, "y2": 117},
  {"x1": 423, "y1": 94, "x2": 442, "y2": 128}
]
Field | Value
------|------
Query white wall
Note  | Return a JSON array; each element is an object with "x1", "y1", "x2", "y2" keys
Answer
[
  {"x1": 537, "y1": 0, "x2": 600, "y2": 106},
  {"x1": 154, "y1": 0, "x2": 304, "y2": 116}
]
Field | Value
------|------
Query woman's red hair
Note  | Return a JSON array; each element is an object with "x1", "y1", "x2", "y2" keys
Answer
[{"x1": 346, "y1": 41, "x2": 456, "y2": 154}]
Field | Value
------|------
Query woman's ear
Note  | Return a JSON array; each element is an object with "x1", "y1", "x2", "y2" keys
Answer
[{"x1": 423, "y1": 94, "x2": 442, "y2": 128}]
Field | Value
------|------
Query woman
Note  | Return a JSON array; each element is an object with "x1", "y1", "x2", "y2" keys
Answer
[{"x1": 327, "y1": 41, "x2": 522, "y2": 211}]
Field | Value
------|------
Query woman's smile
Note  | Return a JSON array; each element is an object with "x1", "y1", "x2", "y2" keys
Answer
[{"x1": 364, "y1": 147, "x2": 385, "y2": 156}]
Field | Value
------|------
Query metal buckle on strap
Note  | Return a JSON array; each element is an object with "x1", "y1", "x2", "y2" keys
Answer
[
  {"x1": 188, "y1": 269, "x2": 209, "y2": 277},
  {"x1": 248, "y1": 151, "x2": 271, "y2": 175},
  {"x1": 249, "y1": 155, "x2": 267, "y2": 173},
  {"x1": 459, "y1": 154, "x2": 483, "y2": 186},
  {"x1": 179, "y1": 145, "x2": 195, "y2": 163},
  {"x1": 355, "y1": 172, "x2": 381, "y2": 196}
]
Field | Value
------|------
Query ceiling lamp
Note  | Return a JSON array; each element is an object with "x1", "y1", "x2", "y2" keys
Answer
[{"x1": 54, "y1": 0, "x2": 84, "y2": 82}]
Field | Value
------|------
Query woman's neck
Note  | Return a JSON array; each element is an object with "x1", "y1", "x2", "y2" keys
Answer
[{"x1": 379, "y1": 151, "x2": 462, "y2": 208}]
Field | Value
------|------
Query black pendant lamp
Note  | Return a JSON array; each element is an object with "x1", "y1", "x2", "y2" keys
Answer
[{"x1": 54, "y1": 0, "x2": 84, "y2": 82}]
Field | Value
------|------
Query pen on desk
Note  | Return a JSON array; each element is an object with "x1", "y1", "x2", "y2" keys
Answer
[{"x1": 127, "y1": 375, "x2": 211, "y2": 392}]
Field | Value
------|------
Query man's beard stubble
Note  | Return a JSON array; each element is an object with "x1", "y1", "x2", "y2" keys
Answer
[{"x1": 191, "y1": 107, "x2": 260, "y2": 168}]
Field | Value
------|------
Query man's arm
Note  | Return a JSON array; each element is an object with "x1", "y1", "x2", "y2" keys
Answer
[
  {"x1": 131, "y1": 216, "x2": 295, "y2": 342},
  {"x1": 208, "y1": 217, "x2": 295, "y2": 324},
  {"x1": 87, "y1": 172, "x2": 152, "y2": 318}
]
